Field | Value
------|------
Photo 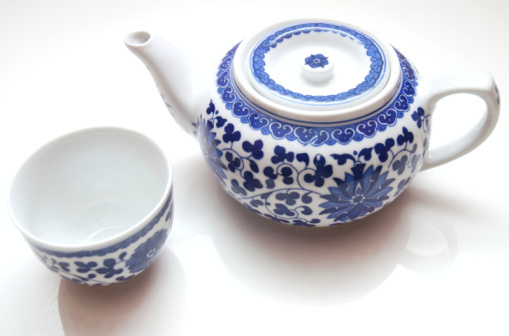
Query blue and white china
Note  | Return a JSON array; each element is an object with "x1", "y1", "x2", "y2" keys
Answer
[
  {"x1": 8, "y1": 128, "x2": 173, "y2": 285},
  {"x1": 125, "y1": 19, "x2": 500, "y2": 227}
]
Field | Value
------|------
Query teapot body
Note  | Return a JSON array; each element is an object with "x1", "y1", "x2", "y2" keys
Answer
[{"x1": 195, "y1": 44, "x2": 430, "y2": 227}]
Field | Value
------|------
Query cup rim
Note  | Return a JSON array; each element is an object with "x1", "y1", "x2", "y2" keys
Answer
[{"x1": 7, "y1": 126, "x2": 173, "y2": 253}]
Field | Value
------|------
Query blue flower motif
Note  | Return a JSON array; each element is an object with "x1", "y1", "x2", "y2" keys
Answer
[
  {"x1": 125, "y1": 229, "x2": 168, "y2": 274},
  {"x1": 374, "y1": 138, "x2": 395, "y2": 162},
  {"x1": 276, "y1": 191, "x2": 300, "y2": 206},
  {"x1": 223, "y1": 123, "x2": 241, "y2": 143},
  {"x1": 271, "y1": 145, "x2": 294, "y2": 164},
  {"x1": 215, "y1": 116, "x2": 227, "y2": 128},
  {"x1": 274, "y1": 203, "x2": 295, "y2": 216},
  {"x1": 96, "y1": 259, "x2": 123, "y2": 279},
  {"x1": 225, "y1": 152, "x2": 241, "y2": 172},
  {"x1": 304, "y1": 155, "x2": 333, "y2": 187},
  {"x1": 305, "y1": 54, "x2": 329, "y2": 69},
  {"x1": 319, "y1": 164, "x2": 395, "y2": 223},
  {"x1": 243, "y1": 171, "x2": 263, "y2": 192},
  {"x1": 397, "y1": 127, "x2": 414, "y2": 146},
  {"x1": 206, "y1": 100, "x2": 217, "y2": 115},
  {"x1": 392, "y1": 155, "x2": 408, "y2": 175},
  {"x1": 242, "y1": 140, "x2": 264, "y2": 160},
  {"x1": 411, "y1": 107, "x2": 425, "y2": 128}
]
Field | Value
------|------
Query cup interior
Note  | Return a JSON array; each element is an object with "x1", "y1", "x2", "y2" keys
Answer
[{"x1": 9, "y1": 128, "x2": 171, "y2": 249}]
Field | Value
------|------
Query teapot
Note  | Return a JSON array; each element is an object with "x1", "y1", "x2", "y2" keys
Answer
[{"x1": 125, "y1": 19, "x2": 500, "y2": 227}]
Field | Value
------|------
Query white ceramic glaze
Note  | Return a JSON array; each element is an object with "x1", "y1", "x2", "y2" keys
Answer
[
  {"x1": 125, "y1": 19, "x2": 500, "y2": 227},
  {"x1": 9, "y1": 127, "x2": 173, "y2": 285}
]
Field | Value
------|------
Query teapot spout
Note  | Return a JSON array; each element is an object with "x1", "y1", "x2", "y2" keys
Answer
[{"x1": 125, "y1": 31, "x2": 201, "y2": 135}]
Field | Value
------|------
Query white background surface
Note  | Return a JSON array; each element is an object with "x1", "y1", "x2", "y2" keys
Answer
[{"x1": 1, "y1": 0, "x2": 508, "y2": 335}]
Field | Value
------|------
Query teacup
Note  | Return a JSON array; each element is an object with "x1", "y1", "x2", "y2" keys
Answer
[{"x1": 8, "y1": 127, "x2": 173, "y2": 286}]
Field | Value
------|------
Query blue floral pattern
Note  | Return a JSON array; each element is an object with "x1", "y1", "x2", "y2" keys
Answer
[
  {"x1": 30, "y1": 190, "x2": 173, "y2": 285},
  {"x1": 197, "y1": 100, "x2": 430, "y2": 227},
  {"x1": 217, "y1": 44, "x2": 419, "y2": 146},
  {"x1": 319, "y1": 164, "x2": 394, "y2": 222},
  {"x1": 305, "y1": 54, "x2": 329, "y2": 69}
]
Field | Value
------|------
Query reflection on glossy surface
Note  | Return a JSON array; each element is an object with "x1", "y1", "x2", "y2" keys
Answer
[
  {"x1": 58, "y1": 248, "x2": 185, "y2": 335},
  {"x1": 176, "y1": 156, "x2": 457, "y2": 305}
]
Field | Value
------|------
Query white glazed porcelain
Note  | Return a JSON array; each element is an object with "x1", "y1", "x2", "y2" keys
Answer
[
  {"x1": 9, "y1": 127, "x2": 173, "y2": 285},
  {"x1": 125, "y1": 19, "x2": 500, "y2": 227},
  {"x1": 237, "y1": 20, "x2": 394, "y2": 112}
]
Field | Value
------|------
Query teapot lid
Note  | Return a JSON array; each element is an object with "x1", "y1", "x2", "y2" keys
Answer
[{"x1": 233, "y1": 20, "x2": 401, "y2": 123}]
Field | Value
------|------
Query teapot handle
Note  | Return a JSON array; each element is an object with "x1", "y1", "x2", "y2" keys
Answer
[{"x1": 420, "y1": 70, "x2": 500, "y2": 170}]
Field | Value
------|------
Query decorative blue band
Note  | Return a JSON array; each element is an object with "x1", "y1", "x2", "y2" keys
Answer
[
  {"x1": 250, "y1": 22, "x2": 386, "y2": 104},
  {"x1": 217, "y1": 45, "x2": 418, "y2": 146}
]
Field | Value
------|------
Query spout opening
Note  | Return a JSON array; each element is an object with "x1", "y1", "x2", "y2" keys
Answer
[{"x1": 125, "y1": 31, "x2": 152, "y2": 46}]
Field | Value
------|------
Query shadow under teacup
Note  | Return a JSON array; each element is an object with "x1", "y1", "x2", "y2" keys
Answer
[{"x1": 8, "y1": 127, "x2": 173, "y2": 286}]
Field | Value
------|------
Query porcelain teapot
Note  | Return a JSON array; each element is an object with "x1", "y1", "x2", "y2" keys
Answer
[{"x1": 125, "y1": 19, "x2": 500, "y2": 227}]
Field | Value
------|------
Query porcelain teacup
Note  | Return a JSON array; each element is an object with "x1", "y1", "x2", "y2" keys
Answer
[{"x1": 8, "y1": 127, "x2": 173, "y2": 286}]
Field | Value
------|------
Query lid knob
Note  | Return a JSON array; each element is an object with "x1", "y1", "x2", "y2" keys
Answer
[{"x1": 300, "y1": 53, "x2": 335, "y2": 83}]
